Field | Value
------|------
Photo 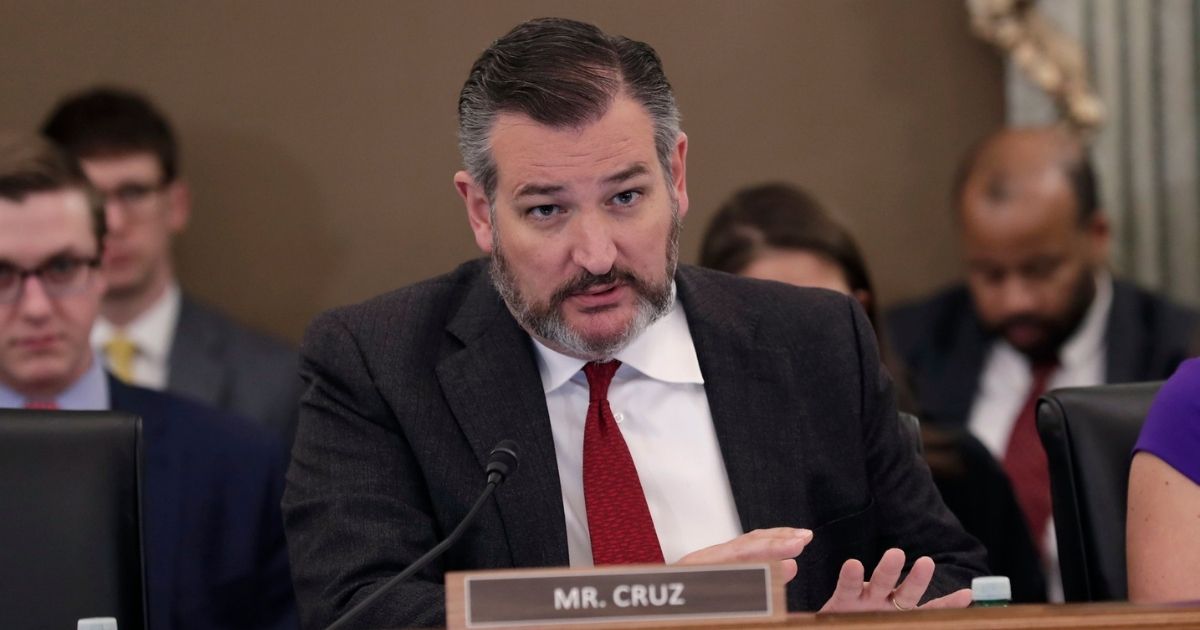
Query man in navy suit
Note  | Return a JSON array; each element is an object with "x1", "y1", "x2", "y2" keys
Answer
[{"x1": 0, "y1": 131, "x2": 296, "y2": 628}]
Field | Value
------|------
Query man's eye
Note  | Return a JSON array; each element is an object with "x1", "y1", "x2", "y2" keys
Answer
[
  {"x1": 1024, "y1": 260, "x2": 1061, "y2": 280},
  {"x1": 0, "y1": 266, "x2": 16, "y2": 288},
  {"x1": 41, "y1": 258, "x2": 81, "y2": 283},
  {"x1": 971, "y1": 268, "x2": 1005, "y2": 285},
  {"x1": 612, "y1": 190, "x2": 641, "y2": 206},
  {"x1": 528, "y1": 205, "x2": 561, "y2": 219},
  {"x1": 114, "y1": 185, "x2": 152, "y2": 204}
]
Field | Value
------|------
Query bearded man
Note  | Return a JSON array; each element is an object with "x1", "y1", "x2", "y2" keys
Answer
[
  {"x1": 283, "y1": 17, "x2": 986, "y2": 629},
  {"x1": 887, "y1": 126, "x2": 1198, "y2": 600}
]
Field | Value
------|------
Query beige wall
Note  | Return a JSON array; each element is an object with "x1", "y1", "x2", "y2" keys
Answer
[{"x1": 0, "y1": 1, "x2": 1003, "y2": 344}]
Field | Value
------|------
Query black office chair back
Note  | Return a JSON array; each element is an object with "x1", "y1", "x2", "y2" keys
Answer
[
  {"x1": 0, "y1": 410, "x2": 145, "y2": 628},
  {"x1": 898, "y1": 411, "x2": 923, "y2": 456},
  {"x1": 1036, "y1": 381, "x2": 1161, "y2": 602}
]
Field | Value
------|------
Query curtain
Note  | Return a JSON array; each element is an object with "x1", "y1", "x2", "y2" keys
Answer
[{"x1": 1005, "y1": 0, "x2": 1200, "y2": 306}]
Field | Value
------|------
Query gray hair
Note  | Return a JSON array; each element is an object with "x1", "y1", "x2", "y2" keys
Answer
[{"x1": 457, "y1": 17, "x2": 681, "y2": 201}]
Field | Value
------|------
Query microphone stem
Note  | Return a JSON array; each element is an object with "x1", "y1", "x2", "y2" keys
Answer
[{"x1": 326, "y1": 481, "x2": 499, "y2": 630}]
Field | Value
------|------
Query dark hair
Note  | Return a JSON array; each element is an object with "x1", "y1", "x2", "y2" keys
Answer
[
  {"x1": 0, "y1": 131, "x2": 107, "y2": 249},
  {"x1": 458, "y1": 17, "x2": 680, "y2": 201},
  {"x1": 41, "y1": 86, "x2": 179, "y2": 183},
  {"x1": 699, "y1": 182, "x2": 876, "y2": 324},
  {"x1": 951, "y1": 129, "x2": 1100, "y2": 224}
]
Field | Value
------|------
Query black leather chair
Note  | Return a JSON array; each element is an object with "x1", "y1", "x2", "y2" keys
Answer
[
  {"x1": 0, "y1": 410, "x2": 145, "y2": 628},
  {"x1": 1036, "y1": 382, "x2": 1162, "y2": 602},
  {"x1": 898, "y1": 411, "x2": 923, "y2": 455}
]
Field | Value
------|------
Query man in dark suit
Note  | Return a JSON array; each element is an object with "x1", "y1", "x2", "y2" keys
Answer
[
  {"x1": 283, "y1": 18, "x2": 986, "y2": 628},
  {"x1": 0, "y1": 131, "x2": 296, "y2": 628},
  {"x1": 887, "y1": 127, "x2": 1198, "y2": 598},
  {"x1": 41, "y1": 87, "x2": 301, "y2": 445}
]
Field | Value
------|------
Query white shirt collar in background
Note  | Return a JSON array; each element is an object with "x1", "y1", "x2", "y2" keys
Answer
[{"x1": 90, "y1": 282, "x2": 181, "y2": 389}]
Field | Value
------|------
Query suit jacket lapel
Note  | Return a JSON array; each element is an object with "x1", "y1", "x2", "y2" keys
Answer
[
  {"x1": 436, "y1": 273, "x2": 569, "y2": 568},
  {"x1": 167, "y1": 297, "x2": 226, "y2": 406},
  {"x1": 109, "y1": 377, "x2": 182, "y2": 630},
  {"x1": 676, "y1": 268, "x2": 806, "y2": 533},
  {"x1": 934, "y1": 313, "x2": 989, "y2": 427}
]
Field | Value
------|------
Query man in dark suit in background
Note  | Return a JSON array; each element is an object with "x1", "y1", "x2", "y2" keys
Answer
[
  {"x1": 41, "y1": 88, "x2": 302, "y2": 445},
  {"x1": 283, "y1": 17, "x2": 986, "y2": 628},
  {"x1": 0, "y1": 131, "x2": 296, "y2": 628},
  {"x1": 887, "y1": 126, "x2": 1198, "y2": 598}
]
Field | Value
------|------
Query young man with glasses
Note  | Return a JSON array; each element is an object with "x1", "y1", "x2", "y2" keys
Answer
[
  {"x1": 41, "y1": 87, "x2": 301, "y2": 445},
  {"x1": 0, "y1": 131, "x2": 296, "y2": 628}
]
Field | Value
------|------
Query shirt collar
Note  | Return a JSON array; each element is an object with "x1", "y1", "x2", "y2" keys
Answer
[
  {"x1": 531, "y1": 283, "x2": 705, "y2": 393},
  {"x1": 91, "y1": 281, "x2": 181, "y2": 364},
  {"x1": 0, "y1": 351, "x2": 110, "y2": 410}
]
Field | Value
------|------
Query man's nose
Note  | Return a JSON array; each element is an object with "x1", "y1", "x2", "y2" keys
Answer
[
  {"x1": 104, "y1": 199, "x2": 129, "y2": 233},
  {"x1": 997, "y1": 275, "x2": 1039, "y2": 316},
  {"x1": 569, "y1": 210, "x2": 618, "y2": 276},
  {"x1": 16, "y1": 275, "x2": 54, "y2": 320}
]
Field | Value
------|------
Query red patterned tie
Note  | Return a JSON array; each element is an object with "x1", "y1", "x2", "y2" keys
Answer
[
  {"x1": 1002, "y1": 360, "x2": 1059, "y2": 551},
  {"x1": 24, "y1": 400, "x2": 58, "y2": 410},
  {"x1": 582, "y1": 360, "x2": 664, "y2": 565}
]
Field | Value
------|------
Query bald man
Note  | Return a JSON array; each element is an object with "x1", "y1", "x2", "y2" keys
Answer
[{"x1": 887, "y1": 126, "x2": 1198, "y2": 599}]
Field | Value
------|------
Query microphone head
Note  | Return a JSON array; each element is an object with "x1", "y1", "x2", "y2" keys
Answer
[{"x1": 486, "y1": 440, "x2": 520, "y2": 484}]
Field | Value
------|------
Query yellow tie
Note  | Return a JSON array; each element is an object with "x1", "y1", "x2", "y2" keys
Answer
[{"x1": 104, "y1": 333, "x2": 137, "y2": 383}]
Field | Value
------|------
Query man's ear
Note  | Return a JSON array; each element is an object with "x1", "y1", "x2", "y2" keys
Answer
[
  {"x1": 670, "y1": 132, "x2": 690, "y2": 219},
  {"x1": 1084, "y1": 211, "x2": 1111, "y2": 267},
  {"x1": 853, "y1": 289, "x2": 873, "y2": 316},
  {"x1": 165, "y1": 179, "x2": 191, "y2": 234},
  {"x1": 454, "y1": 170, "x2": 494, "y2": 254}
]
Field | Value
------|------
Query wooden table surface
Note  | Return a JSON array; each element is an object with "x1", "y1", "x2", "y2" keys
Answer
[{"x1": 444, "y1": 601, "x2": 1200, "y2": 630}]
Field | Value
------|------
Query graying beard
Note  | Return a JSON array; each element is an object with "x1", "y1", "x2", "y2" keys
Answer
[{"x1": 487, "y1": 200, "x2": 679, "y2": 361}]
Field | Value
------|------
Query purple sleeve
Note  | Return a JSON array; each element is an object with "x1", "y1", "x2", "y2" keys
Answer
[{"x1": 1134, "y1": 357, "x2": 1200, "y2": 485}]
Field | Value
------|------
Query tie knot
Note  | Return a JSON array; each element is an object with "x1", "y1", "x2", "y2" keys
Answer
[
  {"x1": 104, "y1": 333, "x2": 138, "y2": 383},
  {"x1": 583, "y1": 360, "x2": 621, "y2": 402},
  {"x1": 1031, "y1": 358, "x2": 1059, "y2": 386},
  {"x1": 104, "y1": 334, "x2": 136, "y2": 353}
]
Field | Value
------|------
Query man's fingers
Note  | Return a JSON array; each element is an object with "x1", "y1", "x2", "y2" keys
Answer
[
  {"x1": 837, "y1": 558, "x2": 865, "y2": 590},
  {"x1": 865, "y1": 548, "x2": 905, "y2": 601},
  {"x1": 889, "y1": 555, "x2": 934, "y2": 610},
  {"x1": 919, "y1": 588, "x2": 973, "y2": 610},
  {"x1": 678, "y1": 528, "x2": 812, "y2": 566},
  {"x1": 818, "y1": 558, "x2": 866, "y2": 612},
  {"x1": 779, "y1": 558, "x2": 798, "y2": 583}
]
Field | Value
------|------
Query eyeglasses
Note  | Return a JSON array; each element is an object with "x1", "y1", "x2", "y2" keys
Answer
[
  {"x1": 96, "y1": 180, "x2": 169, "y2": 218},
  {"x1": 0, "y1": 256, "x2": 102, "y2": 304}
]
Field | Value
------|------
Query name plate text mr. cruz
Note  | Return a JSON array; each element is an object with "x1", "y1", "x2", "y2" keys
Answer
[{"x1": 445, "y1": 563, "x2": 785, "y2": 629}]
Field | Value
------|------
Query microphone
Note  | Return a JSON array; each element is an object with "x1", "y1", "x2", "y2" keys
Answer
[
  {"x1": 486, "y1": 440, "x2": 519, "y2": 484},
  {"x1": 326, "y1": 440, "x2": 520, "y2": 630}
]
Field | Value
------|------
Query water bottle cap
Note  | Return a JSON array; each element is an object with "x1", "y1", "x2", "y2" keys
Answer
[
  {"x1": 971, "y1": 576, "x2": 1012, "y2": 601},
  {"x1": 78, "y1": 619, "x2": 118, "y2": 630}
]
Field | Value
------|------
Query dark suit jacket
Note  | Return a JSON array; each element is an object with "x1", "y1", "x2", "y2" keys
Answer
[
  {"x1": 168, "y1": 295, "x2": 303, "y2": 446},
  {"x1": 283, "y1": 260, "x2": 987, "y2": 628},
  {"x1": 886, "y1": 280, "x2": 1198, "y2": 429},
  {"x1": 111, "y1": 378, "x2": 298, "y2": 629}
]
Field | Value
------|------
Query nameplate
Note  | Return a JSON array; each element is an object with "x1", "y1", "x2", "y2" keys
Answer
[{"x1": 445, "y1": 562, "x2": 785, "y2": 629}]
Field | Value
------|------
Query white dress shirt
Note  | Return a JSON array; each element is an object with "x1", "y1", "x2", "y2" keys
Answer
[
  {"x1": 533, "y1": 290, "x2": 744, "y2": 566},
  {"x1": 91, "y1": 282, "x2": 181, "y2": 390},
  {"x1": 966, "y1": 272, "x2": 1113, "y2": 602}
]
